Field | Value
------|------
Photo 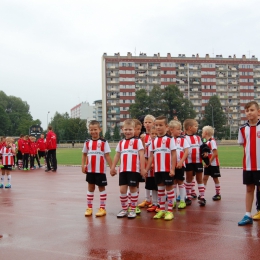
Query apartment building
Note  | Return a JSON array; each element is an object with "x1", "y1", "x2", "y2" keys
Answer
[
  {"x1": 70, "y1": 101, "x2": 94, "y2": 122},
  {"x1": 102, "y1": 52, "x2": 260, "y2": 134},
  {"x1": 93, "y1": 99, "x2": 102, "y2": 126}
]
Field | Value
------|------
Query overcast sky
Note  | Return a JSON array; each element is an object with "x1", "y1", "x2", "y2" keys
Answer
[{"x1": 1, "y1": 0, "x2": 260, "y2": 129}]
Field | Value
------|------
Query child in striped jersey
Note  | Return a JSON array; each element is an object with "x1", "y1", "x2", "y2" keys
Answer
[
  {"x1": 146, "y1": 116, "x2": 177, "y2": 221},
  {"x1": 0, "y1": 137, "x2": 16, "y2": 188},
  {"x1": 201, "y1": 126, "x2": 221, "y2": 201},
  {"x1": 110, "y1": 119, "x2": 146, "y2": 219},
  {"x1": 82, "y1": 120, "x2": 112, "y2": 217},
  {"x1": 238, "y1": 101, "x2": 260, "y2": 226},
  {"x1": 146, "y1": 126, "x2": 159, "y2": 212},
  {"x1": 183, "y1": 119, "x2": 206, "y2": 206},
  {"x1": 138, "y1": 114, "x2": 155, "y2": 208},
  {"x1": 169, "y1": 120, "x2": 189, "y2": 209}
]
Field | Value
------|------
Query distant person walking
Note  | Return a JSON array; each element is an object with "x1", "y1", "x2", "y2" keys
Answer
[{"x1": 45, "y1": 126, "x2": 57, "y2": 172}]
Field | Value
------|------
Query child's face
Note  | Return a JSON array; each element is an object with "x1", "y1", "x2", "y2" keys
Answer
[
  {"x1": 6, "y1": 140, "x2": 12, "y2": 146},
  {"x1": 122, "y1": 125, "x2": 134, "y2": 139},
  {"x1": 150, "y1": 129, "x2": 157, "y2": 139},
  {"x1": 201, "y1": 130, "x2": 207, "y2": 139},
  {"x1": 170, "y1": 126, "x2": 182, "y2": 137},
  {"x1": 245, "y1": 105, "x2": 260, "y2": 122},
  {"x1": 144, "y1": 119, "x2": 154, "y2": 133},
  {"x1": 134, "y1": 125, "x2": 142, "y2": 137},
  {"x1": 155, "y1": 119, "x2": 167, "y2": 136},
  {"x1": 190, "y1": 123, "x2": 198, "y2": 134},
  {"x1": 89, "y1": 124, "x2": 101, "y2": 140}
]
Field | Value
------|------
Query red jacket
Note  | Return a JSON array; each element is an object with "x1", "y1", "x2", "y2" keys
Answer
[
  {"x1": 29, "y1": 142, "x2": 37, "y2": 155},
  {"x1": 18, "y1": 138, "x2": 24, "y2": 151},
  {"x1": 46, "y1": 131, "x2": 57, "y2": 150},
  {"x1": 21, "y1": 139, "x2": 30, "y2": 154},
  {"x1": 37, "y1": 138, "x2": 46, "y2": 151}
]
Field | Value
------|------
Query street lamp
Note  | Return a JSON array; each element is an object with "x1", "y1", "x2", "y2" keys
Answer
[
  {"x1": 47, "y1": 111, "x2": 50, "y2": 128},
  {"x1": 209, "y1": 104, "x2": 214, "y2": 128}
]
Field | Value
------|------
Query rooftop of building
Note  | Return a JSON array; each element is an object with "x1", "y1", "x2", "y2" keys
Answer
[{"x1": 103, "y1": 52, "x2": 258, "y2": 62}]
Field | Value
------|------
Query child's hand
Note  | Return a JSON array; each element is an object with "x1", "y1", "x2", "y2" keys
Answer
[
  {"x1": 81, "y1": 165, "x2": 86, "y2": 174},
  {"x1": 176, "y1": 162, "x2": 182, "y2": 169},
  {"x1": 110, "y1": 168, "x2": 117, "y2": 176},
  {"x1": 169, "y1": 169, "x2": 175, "y2": 177},
  {"x1": 141, "y1": 169, "x2": 147, "y2": 178},
  {"x1": 202, "y1": 152, "x2": 208, "y2": 158}
]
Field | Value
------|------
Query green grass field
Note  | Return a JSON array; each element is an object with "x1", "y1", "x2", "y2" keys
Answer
[{"x1": 56, "y1": 145, "x2": 243, "y2": 167}]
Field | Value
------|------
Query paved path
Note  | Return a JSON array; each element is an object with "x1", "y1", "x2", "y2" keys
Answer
[{"x1": 0, "y1": 167, "x2": 259, "y2": 260}]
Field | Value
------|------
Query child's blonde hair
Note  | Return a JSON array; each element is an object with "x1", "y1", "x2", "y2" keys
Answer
[
  {"x1": 169, "y1": 120, "x2": 182, "y2": 129},
  {"x1": 5, "y1": 137, "x2": 13, "y2": 143},
  {"x1": 202, "y1": 126, "x2": 214, "y2": 137},
  {"x1": 144, "y1": 114, "x2": 155, "y2": 122},
  {"x1": 122, "y1": 119, "x2": 135, "y2": 128},
  {"x1": 183, "y1": 119, "x2": 197, "y2": 131}
]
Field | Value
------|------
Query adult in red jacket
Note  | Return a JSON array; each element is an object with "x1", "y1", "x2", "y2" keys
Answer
[{"x1": 45, "y1": 126, "x2": 57, "y2": 172}]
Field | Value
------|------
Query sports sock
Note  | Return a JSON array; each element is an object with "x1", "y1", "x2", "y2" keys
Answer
[
  {"x1": 179, "y1": 184, "x2": 186, "y2": 201},
  {"x1": 173, "y1": 184, "x2": 177, "y2": 202},
  {"x1": 158, "y1": 186, "x2": 166, "y2": 211},
  {"x1": 152, "y1": 190, "x2": 158, "y2": 205},
  {"x1": 191, "y1": 180, "x2": 196, "y2": 194},
  {"x1": 166, "y1": 188, "x2": 175, "y2": 212},
  {"x1": 215, "y1": 183, "x2": 220, "y2": 195},
  {"x1": 130, "y1": 192, "x2": 138, "y2": 210},
  {"x1": 198, "y1": 184, "x2": 205, "y2": 199},
  {"x1": 120, "y1": 193, "x2": 128, "y2": 210},
  {"x1": 185, "y1": 181, "x2": 192, "y2": 199},
  {"x1": 100, "y1": 190, "x2": 107, "y2": 209},
  {"x1": 87, "y1": 191, "x2": 94, "y2": 209},
  {"x1": 245, "y1": 212, "x2": 251, "y2": 217},
  {"x1": 145, "y1": 189, "x2": 150, "y2": 201},
  {"x1": 7, "y1": 175, "x2": 11, "y2": 184},
  {"x1": 1, "y1": 175, "x2": 4, "y2": 184}
]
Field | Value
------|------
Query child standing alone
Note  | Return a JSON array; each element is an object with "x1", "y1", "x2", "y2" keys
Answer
[
  {"x1": 82, "y1": 120, "x2": 112, "y2": 217},
  {"x1": 238, "y1": 101, "x2": 260, "y2": 226},
  {"x1": 0, "y1": 137, "x2": 16, "y2": 188}
]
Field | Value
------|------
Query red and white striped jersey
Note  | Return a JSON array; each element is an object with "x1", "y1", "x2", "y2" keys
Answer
[
  {"x1": 206, "y1": 138, "x2": 220, "y2": 166},
  {"x1": 174, "y1": 136, "x2": 190, "y2": 167},
  {"x1": 0, "y1": 147, "x2": 15, "y2": 165},
  {"x1": 144, "y1": 133, "x2": 151, "y2": 158},
  {"x1": 82, "y1": 138, "x2": 111, "y2": 174},
  {"x1": 151, "y1": 135, "x2": 176, "y2": 173},
  {"x1": 185, "y1": 135, "x2": 203, "y2": 164},
  {"x1": 147, "y1": 143, "x2": 155, "y2": 177},
  {"x1": 238, "y1": 121, "x2": 260, "y2": 171},
  {"x1": 116, "y1": 137, "x2": 144, "y2": 173}
]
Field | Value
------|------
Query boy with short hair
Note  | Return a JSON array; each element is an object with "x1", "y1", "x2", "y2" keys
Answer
[
  {"x1": 238, "y1": 101, "x2": 260, "y2": 226},
  {"x1": 183, "y1": 119, "x2": 206, "y2": 206},
  {"x1": 169, "y1": 120, "x2": 189, "y2": 209},
  {"x1": 146, "y1": 116, "x2": 177, "y2": 220},
  {"x1": 138, "y1": 114, "x2": 155, "y2": 208},
  {"x1": 0, "y1": 137, "x2": 16, "y2": 188},
  {"x1": 21, "y1": 135, "x2": 30, "y2": 171},
  {"x1": 201, "y1": 126, "x2": 221, "y2": 201},
  {"x1": 82, "y1": 120, "x2": 112, "y2": 217},
  {"x1": 37, "y1": 133, "x2": 46, "y2": 168},
  {"x1": 110, "y1": 119, "x2": 146, "y2": 219}
]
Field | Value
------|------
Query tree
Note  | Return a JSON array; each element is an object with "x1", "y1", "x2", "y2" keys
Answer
[
  {"x1": 129, "y1": 84, "x2": 196, "y2": 122},
  {"x1": 201, "y1": 95, "x2": 227, "y2": 139},
  {"x1": 162, "y1": 85, "x2": 196, "y2": 121},
  {"x1": 104, "y1": 128, "x2": 111, "y2": 141},
  {"x1": 113, "y1": 125, "x2": 120, "y2": 141},
  {"x1": 129, "y1": 89, "x2": 150, "y2": 118}
]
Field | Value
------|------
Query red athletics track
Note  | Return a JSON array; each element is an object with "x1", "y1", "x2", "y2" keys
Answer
[{"x1": 0, "y1": 167, "x2": 259, "y2": 260}]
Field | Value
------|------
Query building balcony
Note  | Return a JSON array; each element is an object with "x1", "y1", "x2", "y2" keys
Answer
[
  {"x1": 256, "y1": 88, "x2": 260, "y2": 92},
  {"x1": 254, "y1": 67, "x2": 260, "y2": 71},
  {"x1": 138, "y1": 73, "x2": 146, "y2": 77},
  {"x1": 217, "y1": 80, "x2": 225, "y2": 84},
  {"x1": 110, "y1": 66, "x2": 116, "y2": 69},
  {"x1": 111, "y1": 102, "x2": 117, "y2": 106},
  {"x1": 138, "y1": 66, "x2": 146, "y2": 69},
  {"x1": 110, "y1": 73, "x2": 116, "y2": 76},
  {"x1": 232, "y1": 95, "x2": 238, "y2": 98},
  {"x1": 178, "y1": 66, "x2": 185, "y2": 70},
  {"x1": 192, "y1": 73, "x2": 200, "y2": 77},
  {"x1": 193, "y1": 88, "x2": 199, "y2": 91},
  {"x1": 191, "y1": 81, "x2": 200, "y2": 85},
  {"x1": 233, "y1": 102, "x2": 238, "y2": 105},
  {"x1": 151, "y1": 65, "x2": 158, "y2": 69},
  {"x1": 219, "y1": 88, "x2": 226, "y2": 91},
  {"x1": 231, "y1": 67, "x2": 237, "y2": 71},
  {"x1": 110, "y1": 95, "x2": 117, "y2": 98},
  {"x1": 231, "y1": 74, "x2": 237, "y2": 77},
  {"x1": 232, "y1": 81, "x2": 238, "y2": 84},
  {"x1": 255, "y1": 81, "x2": 260, "y2": 85}
]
